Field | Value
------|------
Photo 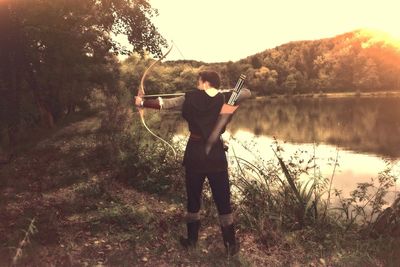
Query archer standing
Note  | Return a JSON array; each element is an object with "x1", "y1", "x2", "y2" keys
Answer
[{"x1": 135, "y1": 70, "x2": 251, "y2": 255}]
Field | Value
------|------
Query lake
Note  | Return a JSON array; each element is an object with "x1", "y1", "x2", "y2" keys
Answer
[{"x1": 158, "y1": 95, "x2": 400, "y2": 201}]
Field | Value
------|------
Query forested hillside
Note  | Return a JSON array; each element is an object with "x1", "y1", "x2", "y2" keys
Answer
[
  {"x1": 133, "y1": 30, "x2": 400, "y2": 97},
  {"x1": 240, "y1": 30, "x2": 400, "y2": 94}
]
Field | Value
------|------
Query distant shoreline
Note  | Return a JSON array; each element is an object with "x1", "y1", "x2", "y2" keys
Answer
[{"x1": 256, "y1": 91, "x2": 400, "y2": 100}]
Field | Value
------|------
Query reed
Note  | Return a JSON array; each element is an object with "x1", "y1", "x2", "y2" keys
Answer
[
  {"x1": 230, "y1": 144, "x2": 326, "y2": 235},
  {"x1": 12, "y1": 218, "x2": 37, "y2": 266}
]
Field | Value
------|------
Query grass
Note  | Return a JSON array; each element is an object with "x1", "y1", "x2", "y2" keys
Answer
[
  {"x1": 228, "y1": 137, "x2": 399, "y2": 266},
  {"x1": 1, "y1": 104, "x2": 400, "y2": 266}
]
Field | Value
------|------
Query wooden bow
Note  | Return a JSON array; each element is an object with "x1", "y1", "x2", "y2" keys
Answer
[{"x1": 137, "y1": 45, "x2": 177, "y2": 158}]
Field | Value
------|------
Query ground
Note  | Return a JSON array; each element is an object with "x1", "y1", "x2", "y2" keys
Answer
[
  {"x1": 0, "y1": 115, "x2": 295, "y2": 267},
  {"x1": 3, "y1": 115, "x2": 397, "y2": 266}
]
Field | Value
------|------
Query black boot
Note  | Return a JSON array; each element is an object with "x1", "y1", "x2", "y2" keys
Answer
[
  {"x1": 180, "y1": 220, "x2": 200, "y2": 248},
  {"x1": 221, "y1": 224, "x2": 240, "y2": 256}
]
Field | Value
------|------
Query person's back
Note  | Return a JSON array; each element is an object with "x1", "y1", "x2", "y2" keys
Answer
[
  {"x1": 134, "y1": 70, "x2": 251, "y2": 256},
  {"x1": 182, "y1": 89, "x2": 228, "y2": 172}
]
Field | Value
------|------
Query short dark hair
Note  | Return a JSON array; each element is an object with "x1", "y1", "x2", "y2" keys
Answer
[{"x1": 198, "y1": 70, "x2": 221, "y2": 88}]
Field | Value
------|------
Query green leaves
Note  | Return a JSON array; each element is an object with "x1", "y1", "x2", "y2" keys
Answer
[{"x1": 0, "y1": 0, "x2": 167, "y2": 147}]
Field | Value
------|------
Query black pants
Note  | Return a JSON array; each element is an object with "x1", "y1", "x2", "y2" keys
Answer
[{"x1": 185, "y1": 169, "x2": 232, "y2": 215}]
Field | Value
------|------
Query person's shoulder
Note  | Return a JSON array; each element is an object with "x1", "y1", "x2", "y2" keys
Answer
[
  {"x1": 216, "y1": 91, "x2": 225, "y2": 100},
  {"x1": 185, "y1": 89, "x2": 203, "y2": 98},
  {"x1": 185, "y1": 90, "x2": 196, "y2": 96}
]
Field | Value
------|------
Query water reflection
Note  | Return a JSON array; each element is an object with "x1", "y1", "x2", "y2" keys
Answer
[
  {"x1": 164, "y1": 96, "x2": 400, "y2": 157},
  {"x1": 232, "y1": 96, "x2": 400, "y2": 158},
  {"x1": 225, "y1": 131, "x2": 400, "y2": 199},
  {"x1": 159, "y1": 96, "x2": 400, "y2": 198}
]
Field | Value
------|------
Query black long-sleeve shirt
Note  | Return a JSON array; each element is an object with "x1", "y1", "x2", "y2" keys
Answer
[
  {"x1": 160, "y1": 88, "x2": 251, "y2": 172},
  {"x1": 182, "y1": 90, "x2": 227, "y2": 172}
]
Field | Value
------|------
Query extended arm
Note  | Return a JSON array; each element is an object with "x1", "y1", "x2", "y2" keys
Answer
[{"x1": 134, "y1": 96, "x2": 185, "y2": 110}]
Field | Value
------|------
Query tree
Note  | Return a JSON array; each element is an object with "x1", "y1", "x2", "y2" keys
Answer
[
  {"x1": 283, "y1": 74, "x2": 297, "y2": 93},
  {"x1": 250, "y1": 56, "x2": 262, "y2": 69},
  {"x1": 354, "y1": 58, "x2": 381, "y2": 91},
  {"x1": 251, "y1": 66, "x2": 278, "y2": 94},
  {"x1": 224, "y1": 61, "x2": 243, "y2": 87},
  {"x1": 0, "y1": 0, "x2": 166, "y2": 148}
]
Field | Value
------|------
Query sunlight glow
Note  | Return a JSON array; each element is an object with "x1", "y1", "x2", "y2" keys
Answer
[
  {"x1": 358, "y1": 29, "x2": 400, "y2": 48},
  {"x1": 149, "y1": 0, "x2": 400, "y2": 62}
]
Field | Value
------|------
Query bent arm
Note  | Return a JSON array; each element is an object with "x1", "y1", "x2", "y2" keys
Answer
[{"x1": 235, "y1": 88, "x2": 252, "y2": 104}]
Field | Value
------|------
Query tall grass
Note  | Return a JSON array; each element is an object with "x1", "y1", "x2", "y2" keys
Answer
[
  {"x1": 229, "y1": 138, "x2": 399, "y2": 242},
  {"x1": 97, "y1": 92, "x2": 185, "y2": 199},
  {"x1": 331, "y1": 165, "x2": 398, "y2": 232},
  {"x1": 231, "y1": 145, "x2": 325, "y2": 234}
]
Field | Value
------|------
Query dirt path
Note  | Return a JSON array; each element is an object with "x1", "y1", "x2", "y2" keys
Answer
[{"x1": 0, "y1": 116, "x2": 269, "y2": 266}]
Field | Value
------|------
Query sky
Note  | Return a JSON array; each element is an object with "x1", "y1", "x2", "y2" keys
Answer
[{"x1": 125, "y1": 0, "x2": 400, "y2": 63}]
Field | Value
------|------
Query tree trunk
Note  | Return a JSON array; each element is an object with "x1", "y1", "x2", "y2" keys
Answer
[
  {"x1": 23, "y1": 44, "x2": 55, "y2": 129},
  {"x1": 27, "y1": 73, "x2": 55, "y2": 128}
]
